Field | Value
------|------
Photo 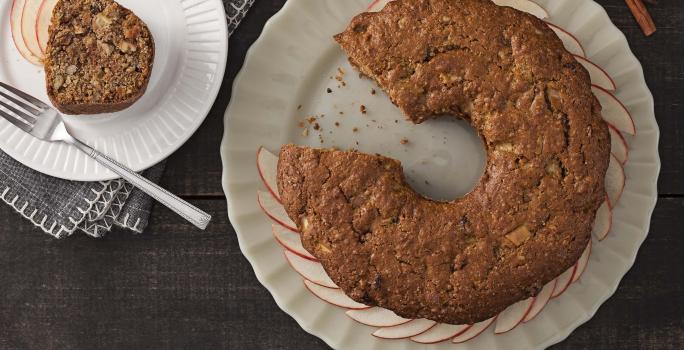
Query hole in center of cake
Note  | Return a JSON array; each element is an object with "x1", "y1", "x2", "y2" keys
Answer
[{"x1": 402, "y1": 117, "x2": 486, "y2": 202}]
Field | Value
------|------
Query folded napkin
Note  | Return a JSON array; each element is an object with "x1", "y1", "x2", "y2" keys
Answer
[{"x1": 0, "y1": 0, "x2": 254, "y2": 238}]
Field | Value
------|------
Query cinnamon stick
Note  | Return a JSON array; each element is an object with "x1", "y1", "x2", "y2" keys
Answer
[{"x1": 624, "y1": 0, "x2": 656, "y2": 36}]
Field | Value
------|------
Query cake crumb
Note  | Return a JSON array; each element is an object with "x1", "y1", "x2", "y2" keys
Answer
[
  {"x1": 400, "y1": 138, "x2": 409, "y2": 145},
  {"x1": 302, "y1": 128, "x2": 309, "y2": 136},
  {"x1": 307, "y1": 116, "x2": 316, "y2": 124},
  {"x1": 352, "y1": 127, "x2": 359, "y2": 133},
  {"x1": 313, "y1": 123, "x2": 320, "y2": 131},
  {"x1": 326, "y1": 88, "x2": 333, "y2": 93},
  {"x1": 297, "y1": 104, "x2": 302, "y2": 110},
  {"x1": 339, "y1": 111, "x2": 344, "y2": 115},
  {"x1": 298, "y1": 121, "x2": 305, "y2": 128},
  {"x1": 360, "y1": 105, "x2": 367, "y2": 114},
  {"x1": 371, "y1": 89, "x2": 376, "y2": 95},
  {"x1": 335, "y1": 122, "x2": 340, "y2": 127}
]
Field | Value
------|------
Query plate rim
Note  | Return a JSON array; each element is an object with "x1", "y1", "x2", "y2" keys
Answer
[
  {"x1": 0, "y1": 0, "x2": 230, "y2": 182},
  {"x1": 221, "y1": 0, "x2": 660, "y2": 348}
]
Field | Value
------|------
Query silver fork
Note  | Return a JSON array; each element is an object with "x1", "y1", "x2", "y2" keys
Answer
[{"x1": 0, "y1": 82, "x2": 211, "y2": 230}]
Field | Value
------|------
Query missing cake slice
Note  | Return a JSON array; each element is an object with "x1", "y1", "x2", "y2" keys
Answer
[{"x1": 44, "y1": 0, "x2": 154, "y2": 115}]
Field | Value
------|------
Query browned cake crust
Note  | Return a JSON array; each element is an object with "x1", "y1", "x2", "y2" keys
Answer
[
  {"x1": 44, "y1": 0, "x2": 154, "y2": 115},
  {"x1": 277, "y1": 0, "x2": 610, "y2": 325}
]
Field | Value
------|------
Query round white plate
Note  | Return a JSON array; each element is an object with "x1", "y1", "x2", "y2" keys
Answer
[
  {"x1": 0, "y1": 0, "x2": 228, "y2": 181},
  {"x1": 222, "y1": 0, "x2": 659, "y2": 348}
]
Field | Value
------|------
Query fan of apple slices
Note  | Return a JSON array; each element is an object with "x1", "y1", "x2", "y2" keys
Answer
[
  {"x1": 10, "y1": 0, "x2": 59, "y2": 66},
  {"x1": 252, "y1": 0, "x2": 634, "y2": 345}
]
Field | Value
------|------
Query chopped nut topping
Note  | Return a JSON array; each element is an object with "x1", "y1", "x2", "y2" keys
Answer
[
  {"x1": 506, "y1": 225, "x2": 532, "y2": 246},
  {"x1": 118, "y1": 41, "x2": 137, "y2": 53}
]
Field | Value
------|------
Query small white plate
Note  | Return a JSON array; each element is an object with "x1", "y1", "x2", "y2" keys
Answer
[
  {"x1": 0, "y1": 0, "x2": 228, "y2": 181},
  {"x1": 222, "y1": 0, "x2": 659, "y2": 348}
]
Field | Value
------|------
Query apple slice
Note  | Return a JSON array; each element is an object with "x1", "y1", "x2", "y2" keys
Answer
[
  {"x1": 410, "y1": 323, "x2": 471, "y2": 344},
  {"x1": 571, "y1": 240, "x2": 592, "y2": 283},
  {"x1": 346, "y1": 307, "x2": 411, "y2": 327},
  {"x1": 551, "y1": 264, "x2": 577, "y2": 298},
  {"x1": 592, "y1": 199, "x2": 613, "y2": 241},
  {"x1": 592, "y1": 85, "x2": 636, "y2": 135},
  {"x1": 492, "y1": 0, "x2": 548, "y2": 19},
  {"x1": 372, "y1": 319, "x2": 436, "y2": 339},
  {"x1": 285, "y1": 250, "x2": 337, "y2": 288},
  {"x1": 609, "y1": 125, "x2": 629, "y2": 165},
  {"x1": 523, "y1": 279, "x2": 556, "y2": 323},
  {"x1": 257, "y1": 147, "x2": 281, "y2": 202},
  {"x1": 21, "y1": 0, "x2": 44, "y2": 58},
  {"x1": 257, "y1": 190, "x2": 298, "y2": 232},
  {"x1": 36, "y1": 0, "x2": 58, "y2": 54},
  {"x1": 494, "y1": 297, "x2": 535, "y2": 334},
  {"x1": 10, "y1": 0, "x2": 42, "y2": 65},
  {"x1": 605, "y1": 153, "x2": 626, "y2": 208},
  {"x1": 367, "y1": 0, "x2": 392, "y2": 11},
  {"x1": 452, "y1": 317, "x2": 496, "y2": 344},
  {"x1": 574, "y1": 55, "x2": 617, "y2": 92},
  {"x1": 304, "y1": 280, "x2": 370, "y2": 310},
  {"x1": 546, "y1": 22, "x2": 586, "y2": 57},
  {"x1": 273, "y1": 224, "x2": 316, "y2": 261}
]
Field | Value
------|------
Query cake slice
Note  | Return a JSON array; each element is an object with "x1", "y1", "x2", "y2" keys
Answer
[{"x1": 44, "y1": 0, "x2": 154, "y2": 115}]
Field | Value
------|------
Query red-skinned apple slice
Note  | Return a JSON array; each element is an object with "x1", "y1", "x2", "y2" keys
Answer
[
  {"x1": 367, "y1": 0, "x2": 391, "y2": 11},
  {"x1": 494, "y1": 297, "x2": 535, "y2": 334},
  {"x1": 256, "y1": 147, "x2": 281, "y2": 202},
  {"x1": 571, "y1": 240, "x2": 592, "y2": 283},
  {"x1": 546, "y1": 22, "x2": 586, "y2": 57},
  {"x1": 410, "y1": 323, "x2": 471, "y2": 344},
  {"x1": 523, "y1": 279, "x2": 556, "y2": 323},
  {"x1": 452, "y1": 317, "x2": 496, "y2": 344},
  {"x1": 346, "y1": 307, "x2": 411, "y2": 327},
  {"x1": 492, "y1": 0, "x2": 548, "y2": 19},
  {"x1": 592, "y1": 199, "x2": 613, "y2": 241},
  {"x1": 273, "y1": 224, "x2": 316, "y2": 261},
  {"x1": 574, "y1": 55, "x2": 617, "y2": 92},
  {"x1": 36, "y1": 0, "x2": 58, "y2": 54},
  {"x1": 304, "y1": 280, "x2": 370, "y2": 310},
  {"x1": 605, "y1": 153, "x2": 625, "y2": 208},
  {"x1": 21, "y1": 0, "x2": 44, "y2": 58},
  {"x1": 609, "y1": 125, "x2": 629, "y2": 165},
  {"x1": 285, "y1": 251, "x2": 337, "y2": 288},
  {"x1": 257, "y1": 190, "x2": 298, "y2": 232},
  {"x1": 551, "y1": 264, "x2": 577, "y2": 298},
  {"x1": 592, "y1": 85, "x2": 636, "y2": 135},
  {"x1": 372, "y1": 319, "x2": 436, "y2": 340},
  {"x1": 10, "y1": 0, "x2": 42, "y2": 65}
]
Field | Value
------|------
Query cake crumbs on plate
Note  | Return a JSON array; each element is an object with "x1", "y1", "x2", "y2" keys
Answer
[
  {"x1": 302, "y1": 128, "x2": 309, "y2": 136},
  {"x1": 297, "y1": 104, "x2": 302, "y2": 110},
  {"x1": 334, "y1": 122, "x2": 340, "y2": 127},
  {"x1": 360, "y1": 105, "x2": 367, "y2": 114},
  {"x1": 313, "y1": 123, "x2": 320, "y2": 131},
  {"x1": 352, "y1": 127, "x2": 359, "y2": 133},
  {"x1": 371, "y1": 89, "x2": 376, "y2": 95},
  {"x1": 400, "y1": 138, "x2": 409, "y2": 145},
  {"x1": 327, "y1": 88, "x2": 333, "y2": 93}
]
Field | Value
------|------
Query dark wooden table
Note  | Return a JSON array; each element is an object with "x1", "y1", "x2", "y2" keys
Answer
[{"x1": 1, "y1": 1, "x2": 681, "y2": 349}]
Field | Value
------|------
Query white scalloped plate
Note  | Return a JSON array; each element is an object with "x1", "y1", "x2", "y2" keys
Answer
[
  {"x1": 0, "y1": 0, "x2": 228, "y2": 181},
  {"x1": 222, "y1": 0, "x2": 659, "y2": 348}
]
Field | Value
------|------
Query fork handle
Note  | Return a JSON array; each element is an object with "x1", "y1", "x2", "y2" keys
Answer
[{"x1": 71, "y1": 139, "x2": 212, "y2": 230}]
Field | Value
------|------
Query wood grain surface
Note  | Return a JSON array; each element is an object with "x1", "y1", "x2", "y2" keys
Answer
[{"x1": 1, "y1": 0, "x2": 682, "y2": 349}]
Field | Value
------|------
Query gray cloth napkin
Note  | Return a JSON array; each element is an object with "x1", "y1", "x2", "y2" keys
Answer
[{"x1": 0, "y1": 0, "x2": 254, "y2": 239}]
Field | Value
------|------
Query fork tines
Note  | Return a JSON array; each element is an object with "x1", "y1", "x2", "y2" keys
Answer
[{"x1": 0, "y1": 82, "x2": 49, "y2": 133}]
